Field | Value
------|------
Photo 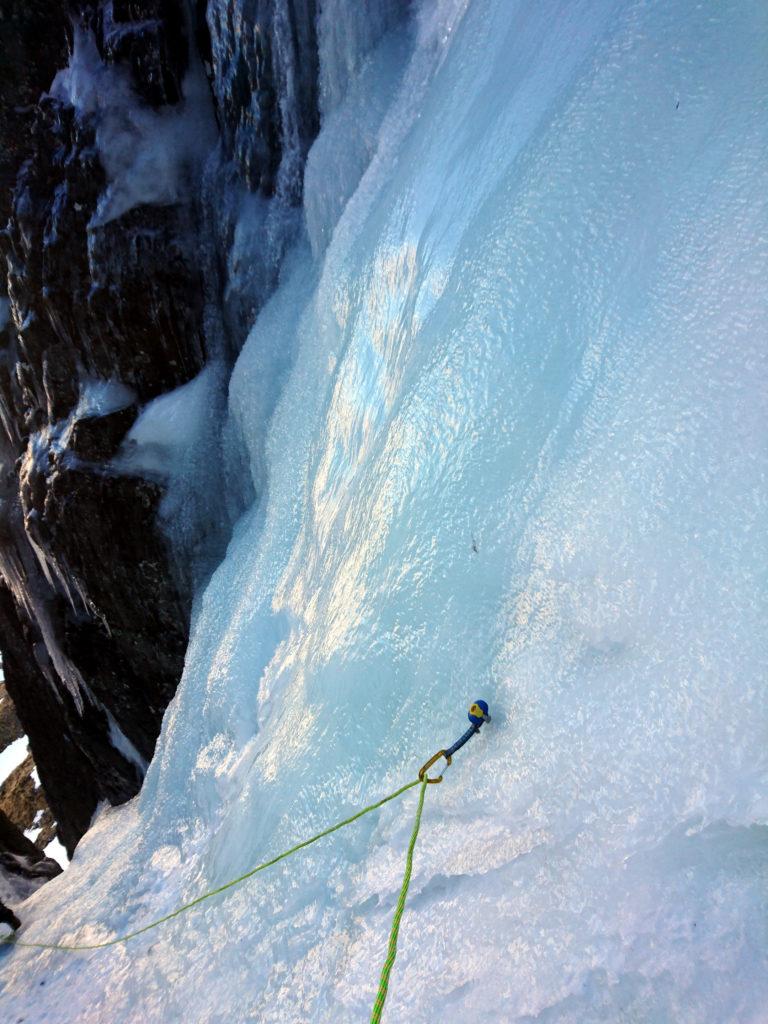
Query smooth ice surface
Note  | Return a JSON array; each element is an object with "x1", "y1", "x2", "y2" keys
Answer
[{"x1": 2, "y1": 0, "x2": 767, "y2": 1021}]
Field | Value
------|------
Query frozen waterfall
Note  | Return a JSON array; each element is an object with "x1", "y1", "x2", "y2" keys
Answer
[{"x1": 1, "y1": 0, "x2": 766, "y2": 1021}]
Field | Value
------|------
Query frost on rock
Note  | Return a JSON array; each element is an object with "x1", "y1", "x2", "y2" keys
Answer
[
  {"x1": 1, "y1": 1, "x2": 767, "y2": 1023},
  {"x1": 0, "y1": 807, "x2": 61, "y2": 919},
  {"x1": 51, "y1": 27, "x2": 216, "y2": 225},
  {"x1": 0, "y1": 0, "x2": 214, "y2": 851}
]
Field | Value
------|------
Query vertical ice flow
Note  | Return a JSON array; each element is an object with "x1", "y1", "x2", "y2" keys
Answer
[{"x1": 2, "y1": 1, "x2": 767, "y2": 1022}]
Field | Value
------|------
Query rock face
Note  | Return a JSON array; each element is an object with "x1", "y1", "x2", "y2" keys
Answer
[
  {"x1": 0, "y1": 0, "x2": 323, "y2": 858},
  {"x1": 0, "y1": 683, "x2": 57, "y2": 850},
  {"x1": 0, "y1": 808, "x2": 62, "y2": 929},
  {"x1": 206, "y1": 0, "x2": 318, "y2": 196},
  {"x1": 0, "y1": 682, "x2": 24, "y2": 750},
  {"x1": 0, "y1": 0, "x2": 202, "y2": 856},
  {"x1": 0, "y1": 0, "x2": 70, "y2": 229},
  {"x1": 0, "y1": 755, "x2": 57, "y2": 850}
]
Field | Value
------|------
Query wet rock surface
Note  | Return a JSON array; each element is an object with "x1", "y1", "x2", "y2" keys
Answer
[
  {"x1": 97, "y1": 0, "x2": 189, "y2": 107},
  {"x1": 206, "y1": 0, "x2": 319, "y2": 197}
]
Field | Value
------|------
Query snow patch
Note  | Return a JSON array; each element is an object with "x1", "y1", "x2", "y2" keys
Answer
[
  {"x1": 115, "y1": 362, "x2": 230, "y2": 581},
  {"x1": 51, "y1": 28, "x2": 217, "y2": 224},
  {"x1": 43, "y1": 837, "x2": 69, "y2": 870},
  {"x1": 117, "y1": 366, "x2": 217, "y2": 479},
  {"x1": 0, "y1": 736, "x2": 28, "y2": 788},
  {"x1": 106, "y1": 712, "x2": 148, "y2": 775},
  {"x1": 72, "y1": 378, "x2": 135, "y2": 421}
]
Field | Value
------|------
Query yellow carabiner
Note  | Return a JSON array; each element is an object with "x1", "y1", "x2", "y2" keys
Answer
[{"x1": 418, "y1": 749, "x2": 452, "y2": 784}]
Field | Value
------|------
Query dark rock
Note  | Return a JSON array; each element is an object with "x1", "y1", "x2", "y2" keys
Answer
[
  {"x1": 0, "y1": 807, "x2": 61, "y2": 930},
  {"x1": 42, "y1": 346, "x2": 79, "y2": 424},
  {"x1": 0, "y1": 682, "x2": 24, "y2": 750},
  {"x1": 0, "y1": 900, "x2": 21, "y2": 931},
  {"x1": 0, "y1": 0, "x2": 70, "y2": 228},
  {"x1": 43, "y1": 466, "x2": 190, "y2": 758},
  {"x1": 4, "y1": 102, "x2": 205, "y2": 417},
  {"x1": 4, "y1": 97, "x2": 106, "y2": 426},
  {"x1": 0, "y1": 808, "x2": 60, "y2": 876},
  {"x1": 0, "y1": 753, "x2": 58, "y2": 851},
  {"x1": 99, "y1": 0, "x2": 189, "y2": 107},
  {"x1": 0, "y1": 0, "x2": 203, "y2": 853},
  {"x1": 69, "y1": 405, "x2": 138, "y2": 462},
  {"x1": 86, "y1": 205, "x2": 206, "y2": 399},
  {"x1": 205, "y1": 0, "x2": 319, "y2": 197},
  {"x1": 0, "y1": 582, "x2": 145, "y2": 853},
  {"x1": 194, "y1": 0, "x2": 213, "y2": 67}
]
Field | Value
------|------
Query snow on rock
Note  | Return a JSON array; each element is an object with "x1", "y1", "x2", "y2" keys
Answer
[
  {"x1": 116, "y1": 365, "x2": 220, "y2": 481},
  {"x1": 0, "y1": 738, "x2": 28, "y2": 790},
  {"x1": 0, "y1": 0, "x2": 211, "y2": 855},
  {"x1": 0, "y1": 809, "x2": 62, "y2": 912},
  {"x1": 42, "y1": 837, "x2": 69, "y2": 871},
  {"x1": 51, "y1": 28, "x2": 217, "y2": 225},
  {"x1": 1, "y1": 1, "x2": 766, "y2": 1022}
]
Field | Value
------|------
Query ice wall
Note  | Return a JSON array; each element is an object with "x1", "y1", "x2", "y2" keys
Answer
[{"x1": 1, "y1": 0, "x2": 766, "y2": 1021}]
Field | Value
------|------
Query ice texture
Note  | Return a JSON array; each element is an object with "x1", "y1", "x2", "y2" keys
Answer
[{"x1": 1, "y1": 0, "x2": 767, "y2": 1021}]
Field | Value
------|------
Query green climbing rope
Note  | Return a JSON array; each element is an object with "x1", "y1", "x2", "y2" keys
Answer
[
  {"x1": 2, "y1": 701, "x2": 491, "y2": 1021},
  {"x1": 370, "y1": 774, "x2": 429, "y2": 1024},
  {"x1": 0, "y1": 777, "x2": 421, "y2": 953}
]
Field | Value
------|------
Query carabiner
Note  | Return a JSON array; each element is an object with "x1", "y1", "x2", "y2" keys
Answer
[{"x1": 418, "y1": 749, "x2": 452, "y2": 783}]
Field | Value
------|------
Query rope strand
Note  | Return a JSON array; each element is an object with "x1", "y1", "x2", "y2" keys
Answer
[
  {"x1": 1, "y1": 778, "x2": 421, "y2": 953},
  {"x1": 2, "y1": 702, "x2": 490, "y2": 1019},
  {"x1": 370, "y1": 775, "x2": 429, "y2": 1023}
]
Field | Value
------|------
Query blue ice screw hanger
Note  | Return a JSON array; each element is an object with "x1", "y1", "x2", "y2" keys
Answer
[{"x1": 418, "y1": 700, "x2": 491, "y2": 783}]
